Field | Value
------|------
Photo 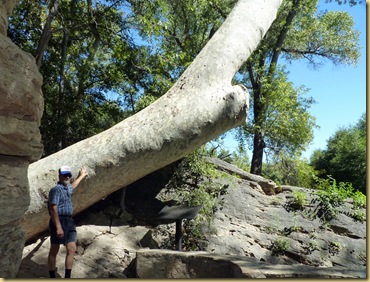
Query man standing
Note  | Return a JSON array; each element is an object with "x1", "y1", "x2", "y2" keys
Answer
[{"x1": 47, "y1": 165, "x2": 88, "y2": 278}]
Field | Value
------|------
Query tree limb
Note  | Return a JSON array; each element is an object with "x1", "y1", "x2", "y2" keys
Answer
[
  {"x1": 268, "y1": 0, "x2": 300, "y2": 76},
  {"x1": 22, "y1": 0, "x2": 283, "y2": 242},
  {"x1": 35, "y1": 0, "x2": 59, "y2": 69}
]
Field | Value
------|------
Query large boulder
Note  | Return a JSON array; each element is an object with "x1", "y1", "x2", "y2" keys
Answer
[{"x1": 0, "y1": 1, "x2": 44, "y2": 277}]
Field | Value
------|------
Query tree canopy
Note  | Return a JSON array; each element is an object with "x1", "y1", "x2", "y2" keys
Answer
[
  {"x1": 8, "y1": 0, "x2": 361, "y2": 174},
  {"x1": 8, "y1": 0, "x2": 237, "y2": 156},
  {"x1": 233, "y1": 0, "x2": 360, "y2": 175},
  {"x1": 310, "y1": 113, "x2": 366, "y2": 194}
]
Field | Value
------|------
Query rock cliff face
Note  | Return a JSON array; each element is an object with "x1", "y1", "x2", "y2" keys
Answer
[
  {"x1": 16, "y1": 158, "x2": 366, "y2": 278},
  {"x1": 0, "y1": 0, "x2": 44, "y2": 277}
]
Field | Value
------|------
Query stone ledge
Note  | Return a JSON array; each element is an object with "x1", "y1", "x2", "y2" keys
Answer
[{"x1": 136, "y1": 249, "x2": 366, "y2": 278}]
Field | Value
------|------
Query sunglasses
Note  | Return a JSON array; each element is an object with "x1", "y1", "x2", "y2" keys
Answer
[{"x1": 62, "y1": 174, "x2": 72, "y2": 178}]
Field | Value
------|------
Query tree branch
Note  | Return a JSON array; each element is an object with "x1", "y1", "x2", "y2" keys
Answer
[
  {"x1": 268, "y1": 0, "x2": 300, "y2": 76},
  {"x1": 35, "y1": 0, "x2": 59, "y2": 69},
  {"x1": 22, "y1": 0, "x2": 283, "y2": 241}
]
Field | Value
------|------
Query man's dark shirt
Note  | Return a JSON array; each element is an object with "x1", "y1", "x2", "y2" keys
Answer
[{"x1": 48, "y1": 183, "x2": 73, "y2": 216}]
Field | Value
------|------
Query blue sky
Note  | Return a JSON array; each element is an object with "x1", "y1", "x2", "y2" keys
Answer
[
  {"x1": 291, "y1": 1, "x2": 366, "y2": 159},
  {"x1": 223, "y1": 0, "x2": 366, "y2": 160}
]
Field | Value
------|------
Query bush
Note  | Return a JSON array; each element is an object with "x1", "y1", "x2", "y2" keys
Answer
[
  {"x1": 286, "y1": 190, "x2": 307, "y2": 211},
  {"x1": 263, "y1": 154, "x2": 317, "y2": 188},
  {"x1": 310, "y1": 114, "x2": 366, "y2": 195},
  {"x1": 312, "y1": 176, "x2": 366, "y2": 222},
  {"x1": 271, "y1": 237, "x2": 290, "y2": 255}
]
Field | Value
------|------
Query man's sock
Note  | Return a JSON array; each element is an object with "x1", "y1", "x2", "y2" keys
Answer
[
  {"x1": 49, "y1": 270, "x2": 56, "y2": 278},
  {"x1": 64, "y1": 269, "x2": 72, "y2": 278}
]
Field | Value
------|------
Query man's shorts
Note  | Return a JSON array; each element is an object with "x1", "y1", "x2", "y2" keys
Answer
[{"x1": 49, "y1": 216, "x2": 77, "y2": 245}]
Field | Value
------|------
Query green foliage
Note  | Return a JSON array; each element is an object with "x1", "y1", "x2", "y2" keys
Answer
[
  {"x1": 9, "y1": 0, "x2": 361, "y2": 177},
  {"x1": 312, "y1": 175, "x2": 366, "y2": 222},
  {"x1": 207, "y1": 139, "x2": 252, "y2": 172},
  {"x1": 9, "y1": 0, "x2": 148, "y2": 156},
  {"x1": 229, "y1": 148, "x2": 251, "y2": 172},
  {"x1": 260, "y1": 69, "x2": 317, "y2": 153},
  {"x1": 9, "y1": 0, "x2": 241, "y2": 157},
  {"x1": 134, "y1": 95, "x2": 158, "y2": 112},
  {"x1": 328, "y1": 241, "x2": 342, "y2": 255},
  {"x1": 234, "y1": 0, "x2": 360, "y2": 174},
  {"x1": 305, "y1": 239, "x2": 320, "y2": 255},
  {"x1": 181, "y1": 220, "x2": 209, "y2": 251},
  {"x1": 237, "y1": 66, "x2": 317, "y2": 175},
  {"x1": 159, "y1": 147, "x2": 230, "y2": 251},
  {"x1": 286, "y1": 190, "x2": 308, "y2": 211},
  {"x1": 325, "y1": 0, "x2": 363, "y2": 7},
  {"x1": 284, "y1": 9, "x2": 360, "y2": 67},
  {"x1": 129, "y1": 0, "x2": 236, "y2": 91},
  {"x1": 282, "y1": 224, "x2": 303, "y2": 236},
  {"x1": 349, "y1": 209, "x2": 366, "y2": 222},
  {"x1": 310, "y1": 113, "x2": 366, "y2": 194},
  {"x1": 315, "y1": 176, "x2": 350, "y2": 203},
  {"x1": 352, "y1": 190, "x2": 366, "y2": 209},
  {"x1": 262, "y1": 153, "x2": 317, "y2": 188},
  {"x1": 271, "y1": 237, "x2": 290, "y2": 255}
]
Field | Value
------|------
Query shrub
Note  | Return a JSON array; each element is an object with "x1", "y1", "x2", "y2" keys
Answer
[
  {"x1": 271, "y1": 237, "x2": 290, "y2": 255},
  {"x1": 263, "y1": 154, "x2": 317, "y2": 188},
  {"x1": 286, "y1": 190, "x2": 307, "y2": 211},
  {"x1": 312, "y1": 175, "x2": 366, "y2": 222}
]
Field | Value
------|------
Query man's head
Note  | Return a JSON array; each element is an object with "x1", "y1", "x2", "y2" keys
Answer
[{"x1": 58, "y1": 165, "x2": 72, "y2": 185}]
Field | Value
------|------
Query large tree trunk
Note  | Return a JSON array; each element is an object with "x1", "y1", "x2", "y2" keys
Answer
[{"x1": 22, "y1": 0, "x2": 283, "y2": 242}]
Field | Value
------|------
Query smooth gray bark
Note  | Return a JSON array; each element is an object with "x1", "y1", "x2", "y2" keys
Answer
[{"x1": 22, "y1": 0, "x2": 283, "y2": 241}]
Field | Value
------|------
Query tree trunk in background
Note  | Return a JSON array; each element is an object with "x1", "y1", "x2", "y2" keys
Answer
[
  {"x1": 35, "y1": 0, "x2": 59, "y2": 68},
  {"x1": 250, "y1": 0, "x2": 300, "y2": 175},
  {"x1": 22, "y1": 0, "x2": 283, "y2": 242},
  {"x1": 250, "y1": 86, "x2": 266, "y2": 175},
  {"x1": 251, "y1": 131, "x2": 265, "y2": 175}
]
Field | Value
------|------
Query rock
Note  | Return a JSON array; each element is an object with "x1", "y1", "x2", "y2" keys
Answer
[
  {"x1": 0, "y1": 1, "x2": 20, "y2": 35},
  {"x1": 202, "y1": 159, "x2": 366, "y2": 269},
  {"x1": 16, "y1": 157, "x2": 366, "y2": 278},
  {"x1": 0, "y1": 157, "x2": 31, "y2": 225},
  {"x1": 139, "y1": 230, "x2": 160, "y2": 249},
  {"x1": 16, "y1": 225, "x2": 150, "y2": 278},
  {"x1": 0, "y1": 221, "x2": 26, "y2": 277},
  {"x1": 205, "y1": 157, "x2": 279, "y2": 194},
  {"x1": 0, "y1": 35, "x2": 43, "y2": 161},
  {"x1": 135, "y1": 249, "x2": 365, "y2": 278},
  {"x1": 0, "y1": 1, "x2": 44, "y2": 277}
]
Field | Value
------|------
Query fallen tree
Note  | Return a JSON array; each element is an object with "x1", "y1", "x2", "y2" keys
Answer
[{"x1": 22, "y1": 0, "x2": 283, "y2": 242}]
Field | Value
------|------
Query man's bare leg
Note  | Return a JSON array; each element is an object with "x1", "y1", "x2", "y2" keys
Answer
[
  {"x1": 48, "y1": 244, "x2": 60, "y2": 278},
  {"x1": 64, "y1": 242, "x2": 76, "y2": 278}
]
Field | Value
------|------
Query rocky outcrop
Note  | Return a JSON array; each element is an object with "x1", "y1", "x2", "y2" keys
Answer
[
  {"x1": 135, "y1": 250, "x2": 365, "y2": 278},
  {"x1": 16, "y1": 225, "x2": 143, "y2": 278},
  {"x1": 16, "y1": 158, "x2": 366, "y2": 278},
  {"x1": 0, "y1": 1, "x2": 44, "y2": 277},
  {"x1": 202, "y1": 158, "x2": 366, "y2": 269},
  {"x1": 205, "y1": 156, "x2": 280, "y2": 194},
  {"x1": 0, "y1": 1, "x2": 19, "y2": 35}
]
